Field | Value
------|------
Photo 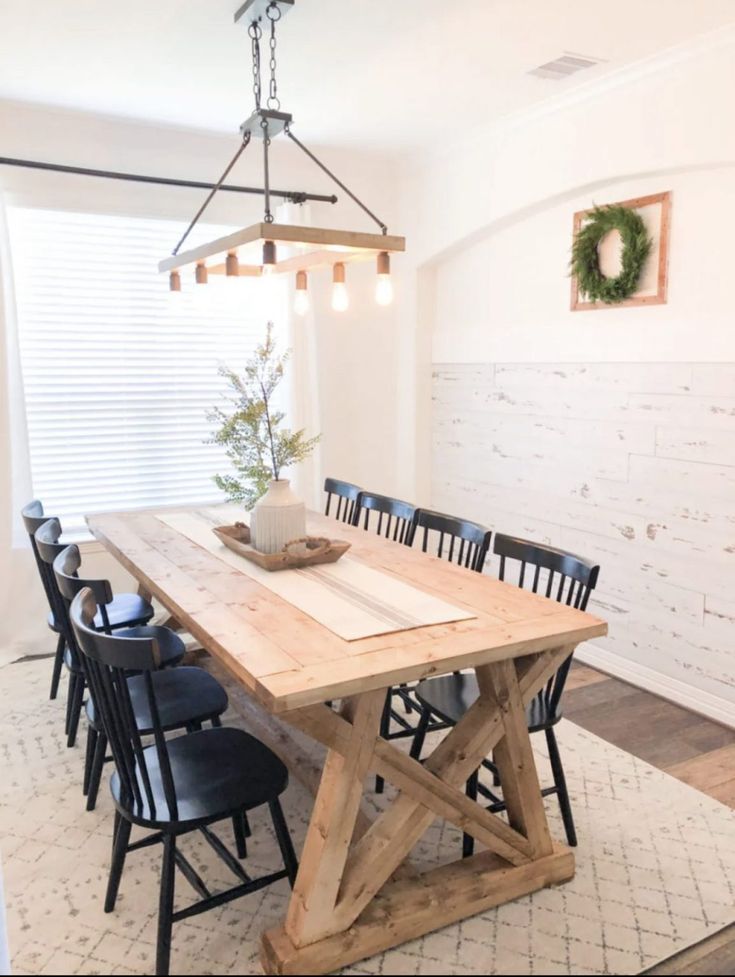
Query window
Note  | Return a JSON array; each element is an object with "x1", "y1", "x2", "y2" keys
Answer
[{"x1": 8, "y1": 207, "x2": 286, "y2": 536}]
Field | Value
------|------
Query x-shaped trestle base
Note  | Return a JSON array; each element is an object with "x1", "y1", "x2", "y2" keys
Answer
[{"x1": 261, "y1": 645, "x2": 577, "y2": 975}]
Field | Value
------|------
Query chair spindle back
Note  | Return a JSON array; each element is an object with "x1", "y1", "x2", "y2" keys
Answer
[
  {"x1": 494, "y1": 533, "x2": 600, "y2": 715},
  {"x1": 324, "y1": 477, "x2": 362, "y2": 525},
  {"x1": 34, "y1": 519, "x2": 77, "y2": 652},
  {"x1": 51, "y1": 542, "x2": 115, "y2": 631},
  {"x1": 411, "y1": 509, "x2": 491, "y2": 573},
  {"x1": 70, "y1": 589, "x2": 174, "y2": 820},
  {"x1": 353, "y1": 491, "x2": 416, "y2": 544},
  {"x1": 21, "y1": 500, "x2": 61, "y2": 619}
]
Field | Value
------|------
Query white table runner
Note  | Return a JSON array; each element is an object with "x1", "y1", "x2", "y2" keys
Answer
[{"x1": 157, "y1": 509, "x2": 475, "y2": 641}]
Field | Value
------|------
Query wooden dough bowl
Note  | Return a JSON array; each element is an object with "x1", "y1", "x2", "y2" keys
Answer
[{"x1": 213, "y1": 523, "x2": 350, "y2": 571}]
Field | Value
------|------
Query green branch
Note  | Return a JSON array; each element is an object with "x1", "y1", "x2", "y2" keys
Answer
[{"x1": 205, "y1": 322, "x2": 321, "y2": 508}]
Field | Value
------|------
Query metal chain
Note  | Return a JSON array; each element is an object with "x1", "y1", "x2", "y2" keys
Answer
[
  {"x1": 248, "y1": 21, "x2": 262, "y2": 110},
  {"x1": 267, "y1": 2, "x2": 281, "y2": 110}
]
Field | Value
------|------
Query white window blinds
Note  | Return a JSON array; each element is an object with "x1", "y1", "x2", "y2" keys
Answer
[{"x1": 8, "y1": 207, "x2": 286, "y2": 536}]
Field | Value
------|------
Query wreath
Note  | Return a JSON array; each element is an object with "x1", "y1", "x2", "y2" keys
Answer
[{"x1": 571, "y1": 204, "x2": 652, "y2": 304}]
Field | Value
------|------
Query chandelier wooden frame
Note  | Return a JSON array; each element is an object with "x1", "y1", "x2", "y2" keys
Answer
[{"x1": 158, "y1": 223, "x2": 405, "y2": 277}]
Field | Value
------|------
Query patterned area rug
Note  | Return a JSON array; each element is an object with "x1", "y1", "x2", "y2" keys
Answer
[{"x1": 2, "y1": 656, "x2": 735, "y2": 976}]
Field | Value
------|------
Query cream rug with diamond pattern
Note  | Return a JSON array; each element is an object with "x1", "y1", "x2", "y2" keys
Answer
[{"x1": 2, "y1": 656, "x2": 735, "y2": 976}]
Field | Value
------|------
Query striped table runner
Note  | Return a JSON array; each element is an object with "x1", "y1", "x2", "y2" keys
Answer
[{"x1": 157, "y1": 509, "x2": 475, "y2": 641}]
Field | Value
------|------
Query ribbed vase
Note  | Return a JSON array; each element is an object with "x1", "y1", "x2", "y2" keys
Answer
[{"x1": 249, "y1": 479, "x2": 306, "y2": 555}]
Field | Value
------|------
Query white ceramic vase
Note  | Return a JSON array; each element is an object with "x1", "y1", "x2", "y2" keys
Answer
[{"x1": 249, "y1": 478, "x2": 306, "y2": 555}]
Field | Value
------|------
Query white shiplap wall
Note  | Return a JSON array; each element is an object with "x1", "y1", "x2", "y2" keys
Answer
[{"x1": 432, "y1": 362, "x2": 735, "y2": 724}]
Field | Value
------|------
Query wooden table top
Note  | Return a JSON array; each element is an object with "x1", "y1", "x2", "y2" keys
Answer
[{"x1": 87, "y1": 505, "x2": 607, "y2": 714}]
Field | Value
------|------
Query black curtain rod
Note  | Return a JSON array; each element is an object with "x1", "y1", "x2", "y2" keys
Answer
[{"x1": 0, "y1": 156, "x2": 338, "y2": 205}]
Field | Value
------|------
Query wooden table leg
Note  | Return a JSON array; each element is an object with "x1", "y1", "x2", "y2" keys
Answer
[
  {"x1": 261, "y1": 645, "x2": 577, "y2": 976},
  {"x1": 136, "y1": 582, "x2": 153, "y2": 602},
  {"x1": 209, "y1": 663, "x2": 419, "y2": 878},
  {"x1": 284, "y1": 690, "x2": 386, "y2": 946}
]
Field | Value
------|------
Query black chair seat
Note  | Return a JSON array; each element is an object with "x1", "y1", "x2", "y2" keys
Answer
[
  {"x1": 85, "y1": 666, "x2": 227, "y2": 733},
  {"x1": 64, "y1": 646, "x2": 83, "y2": 675},
  {"x1": 95, "y1": 593, "x2": 154, "y2": 631},
  {"x1": 414, "y1": 672, "x2": 561, "y2": 734},
  {"x1": 47, "y1": 610, "x2": 62, "y2": 633},
  {"x1": 111, "y1": 727, "x2": 289, "y2": 828},
  {"x1": 112, "y1": 624, "x2": 185, "y2": 668}
]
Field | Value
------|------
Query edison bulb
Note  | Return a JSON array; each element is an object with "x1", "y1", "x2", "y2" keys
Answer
[
  {"x1": 294, "y1": 289, "x2": 310, "y2": 316},
  {"x1": 331, "y1": 282, "x2": 349, "y2": 312},
  {"x1": 375, "y1": 274, "x2": 393, "y2": 306}
]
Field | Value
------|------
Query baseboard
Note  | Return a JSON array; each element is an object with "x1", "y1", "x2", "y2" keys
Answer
[{"x1": 576, "y1": 644, "x2": 735, "y2": 730}]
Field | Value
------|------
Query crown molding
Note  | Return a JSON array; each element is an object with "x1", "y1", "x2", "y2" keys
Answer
[{"x1": 410, "y1": 21, "x2": 735, "y2": 170}]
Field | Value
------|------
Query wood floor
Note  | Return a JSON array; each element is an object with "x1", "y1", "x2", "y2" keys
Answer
[
  {"x1": 565, "y1": 662, "x2": 735, "y2": 806},
  {"x1": 564, "y1": 661, "x2": 735, "y2": 975}
]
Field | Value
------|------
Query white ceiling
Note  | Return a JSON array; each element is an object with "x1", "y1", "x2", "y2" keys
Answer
[{"x1": 1, "y1": 0, "x2": 734, "y2": 154}]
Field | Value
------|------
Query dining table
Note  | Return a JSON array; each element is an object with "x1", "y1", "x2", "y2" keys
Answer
[{"x1": 87, "y1": 502, "x2": 607, "y2": 976}]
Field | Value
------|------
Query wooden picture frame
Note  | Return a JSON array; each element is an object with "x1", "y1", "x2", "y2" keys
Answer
[{"x1": 570, "y1": 190, "x2": 671, "y2": 311}]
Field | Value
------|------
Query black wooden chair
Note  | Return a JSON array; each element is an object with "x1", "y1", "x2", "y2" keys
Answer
[
  {"x1": 54, "y1": 543, "x2": 229, "y2": 812},
  {"x1": 411, "y1": 508, "x2": 492, "y2": 571},
  {"x1": 371, "y1": 507, "x2": 493, "y2": 793},
  {"x1": 352, "y1": 490, "x2": 416, "y2": 542},
  {"x1": 324, "y1": 477, "x2": 362, "y2": 525},
  {"x1": 70, "y1": 588, "x2": 298, "y2": 977},
  {"x1": 350, "y1": 491, "x2": 417, "y2": 790},
  {"x1": 21, "y1": 500, "x2": 67, "y2": 700},
  {"x1": 35, "y1": 519, "x2": 155, "y2": 633},
  {"x1": 34, "y1": 519, "x2": 172, "y2": 748},
  {"x1": 411, "y1": 533, "x2": 600, "y2": 852}
]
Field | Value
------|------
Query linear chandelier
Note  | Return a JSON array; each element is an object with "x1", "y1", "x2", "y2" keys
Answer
[{"x1": 159, "y1": 0, "x2": 405, "y2": 314}]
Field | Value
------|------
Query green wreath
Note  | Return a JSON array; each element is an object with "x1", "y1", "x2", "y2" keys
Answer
[{"x1": 571, "y1": 204, "x2": 652, "y2": 304}]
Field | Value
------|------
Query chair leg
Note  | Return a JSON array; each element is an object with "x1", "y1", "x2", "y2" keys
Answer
[
  {"x1": 375, "y1": 690, "x2": 392, "y2": 794},
  {"x1": 86, "y1": 730, "x2": 108, "y2": 812},
  {"x1": 269, "y1": 798, "x2": 298, "y2": 887},
  {"x1": 545, "y1": 726, "x2": 577, "y2": 847},
  {"x1": 232, "y1": 813, "x2": 248, "y2": 859},
  {"x1": 156, "y1": 834, "x2": 176, "y2": 977},
  {"x1": 105, "y1": 812, "x2": 132, "y2": 913},
  {"x1": 399, "y1": 682, "x2": 413, "y2": 714},
  {"x1": 462, "y1": 770, "x2": 478, "y2": 858},
  {"x1": 83, "y1": 726, "x2": 97, "y2": 795},
  {"x1": 409, "y1": 706, "x2": 431, "y2": 760},
  {"x1": 66, "y1": 673, "x2": 85, "y2": 748},
  {"x1": 49, "y1": 633, "x2": 65, "y2": 700},
  {"x1": 64, "y1": 671, "x2": 77, "y2": 736},
  {"x1": 492, "y1": 749, "x2": 501, "y2": 786}
]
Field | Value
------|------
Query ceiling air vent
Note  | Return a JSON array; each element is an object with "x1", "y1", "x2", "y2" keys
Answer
[{"x1": 528, "y1": 53, "x2": 605, "y2": 81}]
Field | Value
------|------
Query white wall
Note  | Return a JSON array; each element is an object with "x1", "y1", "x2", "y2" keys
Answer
[
  {"x1": 433, "y1": 168, "x2": 735, "y2": 364},
  {"x1": 0, "y1": 99, "x2": 401, "y2": 658},
  {"x1": 395, "y1": 29, "x2": 735, "y2": 723}
]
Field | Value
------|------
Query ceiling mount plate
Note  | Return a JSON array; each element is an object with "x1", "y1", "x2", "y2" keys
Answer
[
  {"x1": 234, "y1": 0, "x2": 295, "y2": 26},
  {"x1": 240, "y1": 108, "x2": 293, "y2": 140}
]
